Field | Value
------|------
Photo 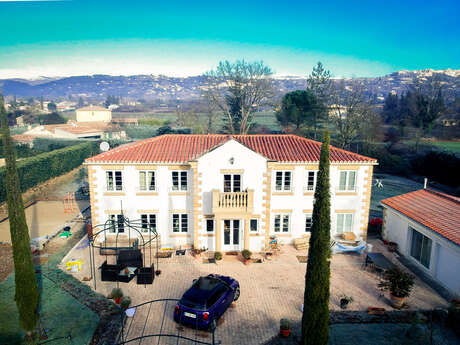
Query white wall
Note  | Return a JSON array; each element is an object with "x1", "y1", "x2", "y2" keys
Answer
[
  {"x1": 76, "y1": 110, "x2": 112, "y2": 122},
  {"x1": 383, "y1": 206, "x2": 460, "y2": 296}
]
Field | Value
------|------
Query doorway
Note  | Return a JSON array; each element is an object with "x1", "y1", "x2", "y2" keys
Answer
[{"x1": 222, "y1": 219, "x2": 242, "y2": 251}]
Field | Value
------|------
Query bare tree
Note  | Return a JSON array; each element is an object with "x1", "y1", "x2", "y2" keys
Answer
[
  {"x1": 203, "y1": 60, "x2": 274, "y2": 134},
  {"x1": 331, "y1": 80, "x2": 374, "y2": 149}
]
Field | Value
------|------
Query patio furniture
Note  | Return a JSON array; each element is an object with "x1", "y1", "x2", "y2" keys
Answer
[
  {"x1": 100, "y1": 261, "x2": 119, "y2": 282},
  {"x1": 118, "y1": 266, "x2": 138, "y2": 283},
  {"x1": 117, "y1": 249, "x2": 143, "y2": 269},
  {"x1": 137, "y1": 264, "x2": 155, "y2": 285},
  {"x1": 332, "y1": 240, "x2": 367, "y2": 255},
  {"x1": 365, "y1": 252, "x2": 396, "y2": 272}
]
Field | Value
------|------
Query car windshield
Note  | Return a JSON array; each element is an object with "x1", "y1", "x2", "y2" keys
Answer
[{"x1": 180, "y1": 296, "x2": 206, "y2": 311}]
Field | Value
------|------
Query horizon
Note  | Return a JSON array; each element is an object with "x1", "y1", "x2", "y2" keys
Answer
[{"x1": 0, "y1": 0, "x2": 459, "y2": 79}]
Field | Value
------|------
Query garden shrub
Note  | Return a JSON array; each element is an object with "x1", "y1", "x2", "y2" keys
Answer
[{"x1": 0, "y1": 141, "x2": 98, "y2": 202}]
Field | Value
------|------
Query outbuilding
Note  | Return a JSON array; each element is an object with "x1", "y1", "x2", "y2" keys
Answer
[{"x1": 381, "y1": 189, "x2": 460, "y2": 297}]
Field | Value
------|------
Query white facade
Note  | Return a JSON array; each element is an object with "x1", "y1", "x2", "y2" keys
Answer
[
  {"x1": 382, "y1": 206, "x2": 460, "y2": 297},
  {"x1": 86, "y1": 139, "x2": 375, "y2": 253},
  {"x1": 76, "y1": 105, "x2": 112, "y2": 123}
]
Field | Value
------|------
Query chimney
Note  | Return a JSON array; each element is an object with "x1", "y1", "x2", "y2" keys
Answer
[{"x1": 424, "y1": 178, "x2": 428, "y2": 189}]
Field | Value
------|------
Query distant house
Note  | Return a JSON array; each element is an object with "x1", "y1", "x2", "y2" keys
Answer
[
  {"x1": 381, "y1": 189, "x2": 460, "y2": 297},
  {"x1": 76, "y1": 105, "x2": 112, "y2": 123},
  {"x1": 22, "y1": 121, "x2": 126, "y2": 140}
]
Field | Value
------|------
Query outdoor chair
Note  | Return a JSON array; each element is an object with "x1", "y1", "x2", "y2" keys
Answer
[
  {"x1": 99, "y1": 261, "x2": 119, "y2": 282},
  {"x1": 117, "y1": 249, "x2": 143, "y2": 269},
  {"x1": 137, "y1": 264, "x2": 155, "y2": 285}
]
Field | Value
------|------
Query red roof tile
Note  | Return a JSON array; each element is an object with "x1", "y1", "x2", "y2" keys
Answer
[
  {"x1": 86, "y1": 134, "x2": 377, "y2": 164},
  {"x1": 381, "y1": 189, "x2": 460, "y2": 246}
]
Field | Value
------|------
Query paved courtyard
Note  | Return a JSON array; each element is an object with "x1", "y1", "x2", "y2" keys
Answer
[{"x1": 62, "y1": 237, "x2": 448, "y2": 345}]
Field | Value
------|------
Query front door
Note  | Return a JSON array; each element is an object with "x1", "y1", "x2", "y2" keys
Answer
[{"x1": 223, "y1": 219, "x2": 241, "y2": 251}]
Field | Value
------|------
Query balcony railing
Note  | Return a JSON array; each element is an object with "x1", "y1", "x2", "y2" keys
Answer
[{"x1": 212, "y1": 189, "x2": 254, "y2": 213}]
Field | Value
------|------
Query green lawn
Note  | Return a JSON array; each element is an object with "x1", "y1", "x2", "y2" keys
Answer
[
  {"x1": 370, "y1": 173, "x2": 423, "y2": 218},
  {"x1": 0, "y1": 272, "x2": 99, "y2": 345},
  {"x1": 429, "y1": 141, "x2": 460, "y2": 154}
]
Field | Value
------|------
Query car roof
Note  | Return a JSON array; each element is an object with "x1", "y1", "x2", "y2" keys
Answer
[{"x1": 183, "y1": 276, "x2": 226, "y2": 302}]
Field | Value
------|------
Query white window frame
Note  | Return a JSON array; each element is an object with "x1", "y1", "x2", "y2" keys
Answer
[
  {"x1": 172, "y1": 171, "x2": 188, "y2": 191},
  {"x1": 223, "y1": 174, "x2": 242, "y2": 192},
  {"x1": 140, "y1": 214, "x2": 156, "y2": 233},
  {"x1": 305, "y1": 213, "x2": 313, "y2": 232},
  {"x1": 139, "y1": 171, "x2": 156, "y2": 191},
  {"x1": 409, "y1": 226, "x2": 432, "y2": 269},
  {"x1": 336, "y1": 213, "x2": 353, "y2": 235},
  {"x1": 250, "y1": 219, "x2": 258, "y2": 232},
  {"x1": 274, "y1": 171, "x2": 292, "y2": 191},
  {"x1": 273, "y1": 214, "x2": 290, "y2": 233},
  {"x1": 338, "y1": 170, "x2": 357, "y2": 192},
  {"x1": 106, "y1": 171, "x2": 123, "y2": 191},
  {"x1": 172, "y1": 213, "x2": 188, "y2": 233},
  {"x1": 305, "y1": 171, "x2": 318, "y2": 192}
]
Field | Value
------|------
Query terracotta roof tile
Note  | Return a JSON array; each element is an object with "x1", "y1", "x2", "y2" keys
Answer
[
  {"x1": 86, "y1": 134, "x2": 377, "y2": 164},
  {"x1": 381, "y1": 189, "x2": 460, "y2": 246}
]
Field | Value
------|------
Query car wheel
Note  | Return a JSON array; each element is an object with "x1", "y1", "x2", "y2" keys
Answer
[{"x1": 233, "y1": 286, "x2": 240, "y2": 301}]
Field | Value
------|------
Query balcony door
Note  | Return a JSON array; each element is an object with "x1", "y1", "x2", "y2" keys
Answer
[
  {"x1": 223, "y1": 219, "x2": 242, "y2": 251},
  {"x1": 223, "y1": 174, "x2": 241, "y2": 192}
]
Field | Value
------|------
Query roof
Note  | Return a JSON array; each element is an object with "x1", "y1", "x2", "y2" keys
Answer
[
  {"x1": 11, "y1": 134, "x2": 35, "y2": 143},
  {"x1": 76, "y1": 105, "x2": 110, "y2": 112},
  {"x1": 86, "y1": 134, "x2": 377, "y2": 164},
  {"x1": 381, "y1": 189, "x2": 460, "y2": 246}
]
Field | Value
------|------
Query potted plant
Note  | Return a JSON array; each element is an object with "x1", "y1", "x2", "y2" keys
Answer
[
  {"x1": 110, "y1": 287, "x2": 123, "y2": 305},
  {"x1": 379, "y1": 267, "x2": 415, "y2": 309},
  {"x1": 339, "y1": 295, "x2": 353, "y2": 309},
  {"x1": 280, "y1": 318, "x2": 291, "y2": 337},
  {"x1": 214, "y1": 251, "x2": 222, "y2": 261},
  {"x1": 241, "y1": 249, "x2": 252, "y2": 265},
  {"x1": 120, "y1": 296, "x2": 131, "y2": 310}
]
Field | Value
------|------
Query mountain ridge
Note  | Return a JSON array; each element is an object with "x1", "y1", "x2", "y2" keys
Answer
[{"x1": 1, "y1": 69, "x2": 459, "y2": 102}]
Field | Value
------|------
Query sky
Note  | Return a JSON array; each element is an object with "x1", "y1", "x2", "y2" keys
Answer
[{"x1": 0, "y1": 0, "x2": 459, "y2": 79}]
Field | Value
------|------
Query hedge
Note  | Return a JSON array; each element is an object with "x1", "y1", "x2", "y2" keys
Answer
[{"x1": 0, "y1": 142, "x2": 98, "y2": 202}]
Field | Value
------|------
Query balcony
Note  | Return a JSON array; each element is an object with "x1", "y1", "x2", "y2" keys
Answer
[{"x1": 212, "y1": 189, "x2": 254, "y2": 214}]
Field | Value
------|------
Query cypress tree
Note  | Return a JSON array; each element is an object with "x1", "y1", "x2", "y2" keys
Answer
[
  {"x1": 0, "y1": 95, "x2": 40, "y2": 335},
  {"x1": 301, "y1": 131, "x2": 331, "y2": 345}
]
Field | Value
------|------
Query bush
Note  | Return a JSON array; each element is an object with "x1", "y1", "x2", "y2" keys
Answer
[
  {"x1": 280, "y1": 318, "x2": 290, "y2": 330},
  {"x1": 109, "y1": 287, "x2": 123, "y2": 299},
  {"x1": 120, "y1": 296, "x2": 131, "y2": 309},
  {"x1": 0, "y1": 141, "x2": 98, "y2": 202},
  {"x1": 32, "y1": 138, "x2": 82, "y2": 152},
  {"x1": 214, "y1": 251, "x2": 222, "y2": 261},
  {"x1": 379, "y1": 268, "x2": 415, "y2": 298},
  {"x1": 241, "y1": 249, "x2": 252, "y2": 260}
]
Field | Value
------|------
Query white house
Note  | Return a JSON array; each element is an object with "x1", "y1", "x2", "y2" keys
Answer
[
  {"x1": 84, "y1": 134, "x2": 377, "y2": 253},
  {"x1": 381, "y1": 189, "x2": 460, "y2": 297},
  {"x1": 76, "y1": 105, "x2": 112, "y2": 123}
]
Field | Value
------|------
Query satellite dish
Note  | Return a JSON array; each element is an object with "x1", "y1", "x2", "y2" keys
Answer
[{"x1": 100, "y1": 141, "x2": 110, "y2": 152}]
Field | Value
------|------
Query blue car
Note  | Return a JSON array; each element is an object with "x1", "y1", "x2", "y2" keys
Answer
[{"x1": 174, "y1": 274, "x2": 240, "y2": 330}]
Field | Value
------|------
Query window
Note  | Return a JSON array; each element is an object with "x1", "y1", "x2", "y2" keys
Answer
[
  {"x1": 139, "y1": 171, "x2": 155, "y2": 191},
  {"x1": 250, "y1": 219, "x2": 258, "y2": 232},
  {"x1": 223, "y1": 174, "x2": 241, "y2": 192},
  {"x1": 338, "y1": 171, "x2": 356, "y2": 191},
  {"x1": 108, "y1": 214, "x2": 125, "y2": 233},
  {"x1": 410, "y1": 227, "x2": 432, "y2": 268},
  {"x1": 275, "y1": 171, "x2": 292, "y2": 191},
  {"x1": 306, "y1": 171, "x2": 317, "y2": 191},
  {"x1": 172, "y1": 214, "x2": 188, "y2": 232},
  {"x1": 141, "y1": 214, "x2": 156, "y2": 233},
  {"x1": 106, "y1": 171, "x2": 123, "y2": 191},
  {"x1": 274, "y1": 214, "x2": 290, "y2": 232},
  {"x1": 206, "y1": 219, "x2": 214, "y2": 232},
  {"x1": 305, "y1": 214, "x2": 313, "y2": 232},
  {"x1": 336, "y1": 213, "x2": 353, "y2": 234},
  {"x1": 172, "y1": 171, "x2": 187, "y2": 191}
]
